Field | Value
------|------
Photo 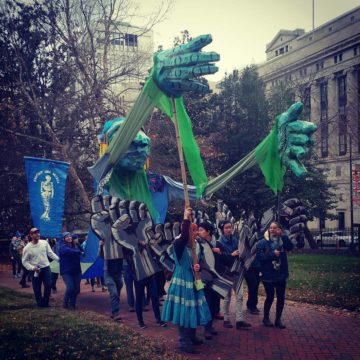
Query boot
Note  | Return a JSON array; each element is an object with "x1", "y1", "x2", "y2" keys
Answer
[{"x1": 275, "y1": 318, "x2": 286, "y2": 329}]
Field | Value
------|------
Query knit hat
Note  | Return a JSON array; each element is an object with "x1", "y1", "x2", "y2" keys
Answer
[
  {"x1": 62, "y1": 232, "x2": 71, "y2": 239},
  {"x1": 198, "y1": 221, "x2": 215, "y2": 236}
]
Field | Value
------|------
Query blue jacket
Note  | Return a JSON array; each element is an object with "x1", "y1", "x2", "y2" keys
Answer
[
  {"x1": 256, "y1": 234, "x2": 293, "y2": 282},
  {"x1": 217, "y1": 234, "x2": 239, "y2": 267},
  {"x1": 59, "y1": 243, "x2": 82, "y2": 275}
]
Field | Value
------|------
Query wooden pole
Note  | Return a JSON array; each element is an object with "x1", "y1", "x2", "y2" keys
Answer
[{"x1": 171, "y1": 97, "x2": 202, "y2": 287}]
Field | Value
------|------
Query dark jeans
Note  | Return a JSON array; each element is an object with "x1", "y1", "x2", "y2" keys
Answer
[
  {"x1": 31, "y1": 266, "x2": 52, "y2": 307},
  {"x1": 134, "y1": 275, "x2": 160, "y2": 323},
  {"x1": 155, "y1": 270, "x2": 166, "y2": 297},
  {"x1": 204, "y1": 287, "x2": 219, "y2": 331},
  {"x1": 19, "y1": 265, "x2": 30, "y2": 286},
  {"x1": 104, "y1": 269, "x2": 123, "y2": 315},
  {"x1": 11, "y1": 257, "x2": 22, "y2": 275},
  {"x1": 123, "y1": 263, "x2": 135, "y2": 308},
  {"x1": 62, "y1": 272, "x2": 82, "y2": 307},
  {"x1": 263, "y1": 280, "x2": 286, "y2": 320},
  {"x1": 245, "y1": 267, "x2": 260, "y2": 310},
  {"x1": 51, "y1": 272, "x2": 59, "y2": 290}
]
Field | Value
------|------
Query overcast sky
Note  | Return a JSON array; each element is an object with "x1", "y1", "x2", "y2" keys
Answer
[{"x1": 135, "y1": 0, "x2": 359, "y2": 81}]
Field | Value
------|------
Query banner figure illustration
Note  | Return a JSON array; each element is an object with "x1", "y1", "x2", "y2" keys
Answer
[{"x1": 24, "y1": 157, "x2": 70, "y2": 238}]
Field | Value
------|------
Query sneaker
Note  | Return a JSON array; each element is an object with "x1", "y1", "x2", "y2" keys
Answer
[
  {"x1": 91, "y1": 287, "x2": 95, "y2": 292},
  {"x1": 191, "y1": 337, "x2": 203, "y2": 346},
  {"x1": 223, "y1": 320, "x2": 233, "y2": 328},
  {"x1": 263, "y1": 318, "x2": 274, "y2": 327},
  {"x1": 129, "y1": 307, "x2": 135, "y2": 312},
  {"x1": 138, "y1": 322, "x2": 147, "y2": 329},
  {"x1": 236, "y1": 321, "x2": 252, "y2": 329},
  {"x1": 248, "y1": 307, "x2": 260, "y2": 314},
  {"x1": 210, "y1": 327, "x2": 218, "y2": 335},
  {"x1": 275, "y1": 319, "x2": 286, "y2": 329},
  {"x1": 102, "y1": 286, "x2": 107, "y2": 292},
  {"x1": 113, "y1": 314, "x2": 122, "y2": 322},
  {"x1": 21, "y1": 284, "x2": 30, "y2": 288},
  {"x1": 156, "y1": 320, "x2": 167, "y2": 327},
  {"x1": 142, "y1": 307, "x2": 149, "y2": 312}
]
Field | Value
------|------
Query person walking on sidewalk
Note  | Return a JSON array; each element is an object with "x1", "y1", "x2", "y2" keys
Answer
[
  {"x1": 22, "y1": 228, "x2": 59, "y2": 307},
  {"x1": 99, "y1": 233, "x2": 124, "y2": 321},
  {"x1": 18, "y1": 235, "x2": 30, "y2": 288},
  {"x1": 9, "y1": 232, "x2": 22, "y2": 278},
  {"x1": 162, "y1": 208, "x2": 211, "y2": 355},
  {"x1": 217, "y1": 220, "x2": 251, "y2": 330},
  {"x1": 257, "y1": 222, "x2": 294, "y2": 328},
  {"x1": 59, "y1": 232, "x2": 83, "y2": 309}
]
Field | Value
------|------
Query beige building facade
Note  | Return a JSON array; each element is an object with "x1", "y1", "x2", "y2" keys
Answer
[{"x1": 258, "y1": 6, "x2": 360, "y2": 230}]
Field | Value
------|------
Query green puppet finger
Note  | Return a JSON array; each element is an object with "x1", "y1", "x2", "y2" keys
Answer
[
  {"x1": 161, "y1": 51, "x2": 220, "y2": 68},
  {"x1": 288, "y1": 133, "x2": 312, "y2": 146},
  {"x1": 287, "y1": 158, "x2": 307, "y2": 177},
  {"x1": 164, "y1": 79, "x2": 210, "y2": 95},
  {"x1": 170, "y1": 34, "x2": 213, "y2": 55},
  {"x1": 165, "y1": 65, "x2": 219, "y2": 79},
  {"x1": 287, "y1": 120, "x2": 317, "y2": 135},
  {"x1": 287, "y1": 145, "x2": 309, "y2": 160},
  {"x1": 277, "y1": 102, "x2": 303, "y2": 128}
]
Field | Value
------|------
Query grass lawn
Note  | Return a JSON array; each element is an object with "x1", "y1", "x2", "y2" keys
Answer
[
  {"x1": 0, "y1": 287, "x2": 183, "y2": 360},
  {"x1": 285, "y1": 253, "x2": 360, "y2": 311}
]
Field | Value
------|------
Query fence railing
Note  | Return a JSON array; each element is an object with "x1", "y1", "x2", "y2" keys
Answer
[{"x1": 310, "y1": 228, "x2": 359, "y2": 249}]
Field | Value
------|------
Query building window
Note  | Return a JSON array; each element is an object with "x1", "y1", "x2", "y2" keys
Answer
[
  {"x1": 321, "y1": 121, "x2": 328, "y2": 158},
  {"x1": 309, "y1": 36, "x2": 312, "y2": 41},
  {"x1": 279, "y1": 47, "x2": 285, "y2": 54},
  {"x1": 275, "y1": 50, "x2": 278, "y2": 56},
  {"x1": 320, "y1": 82, "x2": 328, "y2": 121},
  {"x1": 338, "y1": 75, "x2": 347, "y2": 106},
  {"x1": 354, "y1": 45, "x2": 359, "y2": 56},
  {"x1": 334, "y1": 53, "x2": 343, "y2": 64},
  {"x1": 339, "y1": 116, "x2": 347, "y2": 156},
  {"x1": 303, "y1": 86, "x2": 311, "y2": 116},
  {"x1": 285, "y1": 45, "x2": 289, "y2": 52},
  {"x1": 338, "y1": 212, "x2": 345, "y2": 230},
  {"x1": 328, "y1": 26, "x2": 332, "y2": 32},
  {"x1": 316, "y1": 61, "x2": 324, "y2": 71}
]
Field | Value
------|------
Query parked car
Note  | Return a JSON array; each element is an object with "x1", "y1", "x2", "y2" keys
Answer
[{"x1": 314, "y1": 231, "x2": 358, "y2": 247}]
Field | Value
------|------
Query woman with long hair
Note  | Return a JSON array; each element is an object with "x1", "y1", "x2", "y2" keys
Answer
[{"x1": 257, "y1": 222, "x2": 294, "y2": 328}]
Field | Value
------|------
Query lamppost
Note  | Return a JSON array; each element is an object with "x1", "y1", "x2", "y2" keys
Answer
[{"x1": 349, "y1": 135, "x2": 354, "y2": 249}]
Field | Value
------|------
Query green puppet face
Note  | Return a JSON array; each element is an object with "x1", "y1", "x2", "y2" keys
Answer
[{"x1": 100, "y1": 118, "x2": 150, "y2": 172}]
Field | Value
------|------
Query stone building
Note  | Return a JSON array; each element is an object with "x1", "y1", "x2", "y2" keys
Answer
[{"x1": 257, "y1": 6, "x2": 360, "y2": 230}]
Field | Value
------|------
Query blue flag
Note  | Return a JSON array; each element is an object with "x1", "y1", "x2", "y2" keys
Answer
[{"x1": 24, "y1": 157, "x2": 70, "y2": 238}]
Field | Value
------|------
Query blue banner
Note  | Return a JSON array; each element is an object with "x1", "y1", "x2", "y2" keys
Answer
[{"x1": 24, "y1": 157, "x2": 70, "y2": 238}]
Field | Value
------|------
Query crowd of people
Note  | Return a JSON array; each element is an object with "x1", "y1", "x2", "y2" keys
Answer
[{"x1": 9, "y1": 209, "x2": 293, "y2": 355}]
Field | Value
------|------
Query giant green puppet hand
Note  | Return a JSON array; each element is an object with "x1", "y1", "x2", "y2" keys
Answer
[
  {"x1": 277, "y1": 102, "x2": 317, "y2": 177},
  {"x1": 153, "y1": 34, "x2": 220, "y2": 97}
]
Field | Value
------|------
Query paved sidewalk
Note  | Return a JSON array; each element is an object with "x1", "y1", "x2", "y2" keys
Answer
[{"x1": 1, "y1": 268, "x2": 360, "y2": 360}]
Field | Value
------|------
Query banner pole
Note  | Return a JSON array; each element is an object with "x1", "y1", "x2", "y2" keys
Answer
[{"x1": 171, "y1": 97, "x2": 203, "y2": 289}]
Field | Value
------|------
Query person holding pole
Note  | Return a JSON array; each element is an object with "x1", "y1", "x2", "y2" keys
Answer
[{"x1": 162, "y1": 207, "x2": 211, "y2": 354}]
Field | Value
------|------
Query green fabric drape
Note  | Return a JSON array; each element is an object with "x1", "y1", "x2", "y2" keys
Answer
[
  {"x1": 203, "y1": 126, "x2": 285, "y2": 197},
  {"x1": 107, "y1": 169, "x2": 158, "y2": 219},
  {"x1": 254, "y1": 121, "x2": 285, "y2": 194},
  {"x1": 153, "y1": 94, "x2": 208, "y2": 198}
]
